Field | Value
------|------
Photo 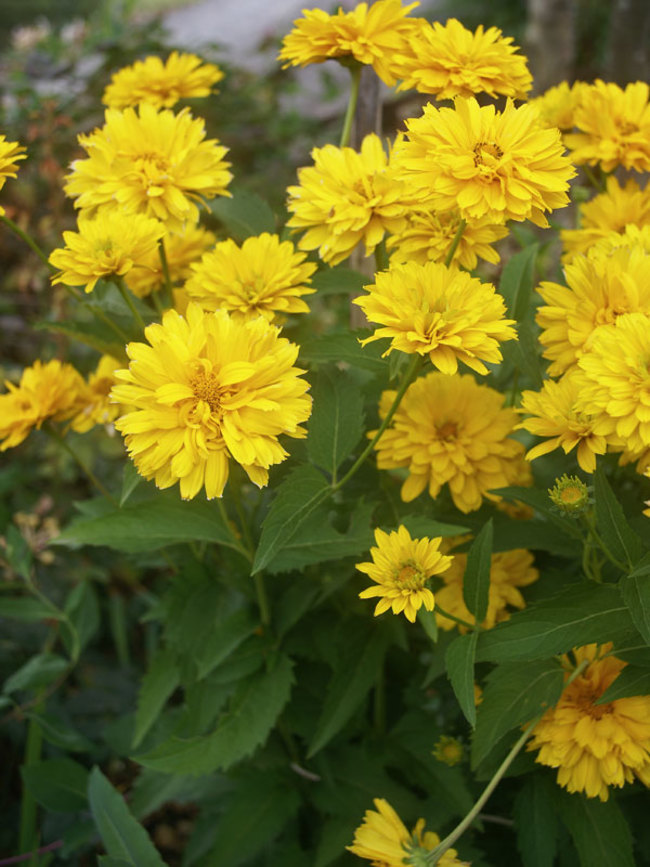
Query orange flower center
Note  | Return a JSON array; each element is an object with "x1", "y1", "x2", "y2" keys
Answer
[
  {"x1": 190, "y1": 369, "x2": 222, "y2": 412},
  {"x1": 395, "y1": 562, "x2": 426, "y2": 590},
  {"x1": 473, "y1": 141, "x2": 504, "y2": 167}
]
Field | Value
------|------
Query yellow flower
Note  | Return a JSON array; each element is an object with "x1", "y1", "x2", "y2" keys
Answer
[
  {"x1": 286, "y1": 133, "x2": 416, "y2": 266},
  {"x1": 70, "y1": 356, "x2": 124, "y2": 434},
  {"x1": 577, "y1": 312, "x2": 650, "y2": 454},
  {"x1": 347, "y1": 798, "x2": 464, "y2": 866},
  {"x1": 373, "y1": 372, "x2": 524, "y2": 513},
  {"x1": 396, "y1": 97, "x2": 575, "y2": 227},
  {"x1": 432, "y1": 735, "x2": 464, "y2": 766},
  {"x1": 278, "y1": 0, "x2": 420, "y2": 87},
  {"x1": 49, "y1": 211, "x2": 166, "y2": 293},
  {"x1": 102, "y1": 51, "x2": 224, "y2": 109},
  {"x1": 356, "y1": 525, "x2": 452, "y2": 623},
  {"x1": 386, "y1": 208, "x2": 508, "y2": 270},
  {"x1": 519, "y1": 371, "x2": 613, "y2": 473},
  {"x1": 536, "y1": 245, "x2": 650, "y2": 377},
  {"x1": 354, "y1": 261, "x2": 516, "y2": 374},
  {"x1": 0, "y1": 135, "x2": 27, "y2": 215},
  {"x1": 111, "y1": 303, "x2": 311, "y2": 500},
  {"x1": 0, "y1": 360, "x2": 86, "y2": 451},
  {"x1": 528, "y1": 80, "x2": 587, "y2": 131},
  {"x1": 561, "y1": 176, "x2": 650, "y2": 261},
  {"x1": 392, "y1": 17, "x2": 532, "y2": 99},
  {"x1": 435, "y1": 545, "x2": 538, "y2": 632},
  {"x1": 528, "y1": 644, "x2": 650, "y2": 801},
  {"x1": 64, "y1": 104, "x2": 232, "y2": 231},
  {"x1": 564, "y1": 80, "x2": 650, "y2": 172},
  {"x1": 184, "y1": 233, "x2": 317, "y2": 322},
  {"x1": 124, "y1": 224, "x2": 217, "y2": 298}
]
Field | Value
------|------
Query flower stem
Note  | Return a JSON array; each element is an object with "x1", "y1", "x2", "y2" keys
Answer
[
  {"x1": 18, "y1": 710, "x2": 43, "y2": 858},
  {"x1": 340, "y1": 64, "x2": 362, "y2": 148},
  {"x1": 434, "y1": 603, "x2": 478, "y2": 632},
  {"x1": 374, "y1": 241, "x2": 388, "y2": 272},
  {"x1": 114, "y1": 277, "x2": 146, "y2": 332},
  {"x1": 444, "y1": 219, "x2": 466, "y2": 268},
  {"x1": 1, "y1": 214, "x2": 53, "y2": 270},
  {"x1": 216, "y1": 497, "x2": 253, "y2": 563},
  {"x1": 254, "y1": 571, "x2": 271, "y2": 626},
  {"x1": 43, "y1": 424, "x2": 117, "y2": 505},
  {"x1": 158, "y1": 238, "x2": 173, "y2": 309}
]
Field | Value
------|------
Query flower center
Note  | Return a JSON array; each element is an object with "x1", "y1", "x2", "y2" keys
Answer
[
  {"x1": 437, "y1": 420, "x2": 458, "y2": 441},
  {"x1": 395, "y1": 562, "x2": 425, "y2": 590},
  {"x1": 190, "y1": 369, "x2": 222, "y2": 412},
  {"x1": 135, "y1": 152, "x2": 170, "y2": 185},
  {"x1": 473, "y1": 141, "x2": 504, "y2": 167}
]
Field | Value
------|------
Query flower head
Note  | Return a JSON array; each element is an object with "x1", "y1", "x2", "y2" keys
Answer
[
  {"x1": 392, "y1": 17, "x2": 532, "y2": 99},
  {"x1": 124, "y1": 224, "x2": 216, "y2": 298},
  {"x1": 396, "y1": 97, "x2": 575, "y2": 227},
  {"x1": 286, "y1": 133, "x2": 416, "y2": 266},
  {"x1": 184, "y1": 233, "x2": 316, "y2": 321},
  {"x1": 528, "y1": 644, "x2": 650, "y2": 800},
  {"x1": 0, "y1": 135, "x2": 27, "y2": 216},
  {"x1": 355, "y1": 261, "x2": 516, "y2": 374},
  {"x1": 278, "y1": 0, "x2": 419, "y2": 86},
  {"x1": 432, "y1": 735, "x2": 464, "y2": 766},
  {"x1": 64, "y1": 104, "x2": 232, "y2": 231},
  {"x1": 102, "y1": 51, "x2": 224, "y2": 109},
  {"x1": 70, "y1": 356, "x2": 124, "y2": 433},
  {"x1": 373, "y1": 372, "x2": 524, "y2": 512},
  {"x1": 356, "y1": 525, "x2": 452, "y2": 623},
  {"x1": 529, "y1": 80, "x2": 588, "y2": 131},
  {"x1": 548, "y1": 474, "x2": 590, "y2": 514},
  {"x1": 49, "y1": 211, "x2": 166, "y2": 293},
  {"x1": 111, "y1": 303, "x2": 311, "y2": 499}
]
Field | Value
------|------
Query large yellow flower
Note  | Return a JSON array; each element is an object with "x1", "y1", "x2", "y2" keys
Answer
[
  {"x1": 528, "y1": 80, "x2": 588, "y2": 131},
  {"x1": 70, "y1": 356, "x2": 124, "y2": 434},
  {"x1": 356, "y1": 525, "x2": 453, "y2": 623},
  {"x1": 528, "y1": 644, "x2": 650, "y2": 801},
  {"x1": 0, "y1": 360, "x2": 85, "y2": 450},
  {"x1": 354, "y1": 260, "x2": 516, "y2": 374},
  {"x1": 373, "y1": 372, "x2": 524, "y2": 512},
  {"x1": 102, "y1": 51, "x2": 224, "y2": 109},
  {"x1": 392, "y1": 17, "x2": 532, "y2": 99},
  {"x1": 49, "y1": 211, "x2": 166, "y2": 293},
  {"x1": 347, "y1": 798, "x2": 464, "y2": 866},
  {"x1": 124, "y1": 224, "x2": 216, "y2": 298},
  {"x1": 0, "y1": 135, "x2": 27, "y2": 216},
  {"x1": 564, "y1": 80, "x2": 650, "y2": 173},
  {"x1": 435, "y1": 545, "x2": 538, "y2": 631},
  {"x1": 278, "y1": 0, "x2": 419, "y2": 86},
  {"x1": 395, "y1": 97, "x2": 575, "y2": 227},
  {"x1": 64, "y1": 104, "x2": 232, "y2": 231},
  {"x1": 537, "y1": 245, "x2": 650, "y2": 377},
  {"x1": 111, "y1": 303, "x2": 311, "y2": 499},
  {"x1": 184, "y1": 233, "x2": 316, "y2": 321},
  {"x1": 286, "y1": 133, "x2": 416, "y2": 266}
]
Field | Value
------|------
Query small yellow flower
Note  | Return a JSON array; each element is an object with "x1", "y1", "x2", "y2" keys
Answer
[
  {"x1": 354, "y1": 260, "x2": 516, "y2": 374},
  {"x1": 356, "y1": 525, "x2": 452, "y2": 623},
  {"x1": 548, "y1": 474, "x2": 590, "y2": 514},
  {"x1": 70, "y1": 356, "x2": 124, "y2": 434},
  {"x1": 102, "y1": 51, "x2": 224, "y2": 109},
  {"x1": 432, "y1": 735, "x2": 464, "y2": 766},
  {"x1": 124, "y1": 224, "x2": 217, "y2": 298},
  {"x1": 528, "y1": 80, "x2": 588, "y2": 131},
  {"x1": 0, "y1": 135, "x2": 27, "y2": 215}
]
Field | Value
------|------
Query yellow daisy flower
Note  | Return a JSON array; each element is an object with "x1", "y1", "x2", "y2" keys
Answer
[
  {"x1": 528, "y1": 644, "x2": 650, "y2": 801},
  {"x1": 64, "y1": 104, "x2": 232, "y2": 231},
  {"x1": 70, "y1": 356, "x2": 124, "y2": 434},
  {"x1": 356, "y1": 525, "x2": 453, "y2": 623},
  {"x1": 111, "y1": 303, "x2": 311, "y2": 500},
  {"x1": 102, "y1": 51, "x2": 224, "y2": 110},
  {"x1": 347, "y1": 798, "x2": 464, "y2": 866},
  {"x1": 49, "y1": 211, "x2": 166, "y2": 293},
  {"x1": 354, "y1": 260, "x2": 517, "y2": 374},
  {"x1": 564, "y1": 80, "x2": 650, "y2": 173},
  {"x1": 396, "y1": 96, "x2": 575, "y2": 227},
  {"x1": 184, "y1": 233, "x2": 317, "y2": 322},
  {"x1": 392, "y1": 17, "x2": 532, "y2": 99},
  {"x1": 432, "y1": 735, "x2": 464, "y2": 766},
  {"x1": 0, "y1": 360, "x2": 86, "y2": 451},
  {"x1": 286, "y1": 133, "x2": 416, "y2": 266},
  {"x1": 373, "y1": 372, "x2": 524, "y2": 513},
  {"x1": 528, "y1": 80, "x2": 587, "y2": 131},
  {"x1": 0, "y1": 135, "x2": 27, "y2": 215},
  {"x1": 278, "y1": 0, "x2": 420, "y2": 87}
]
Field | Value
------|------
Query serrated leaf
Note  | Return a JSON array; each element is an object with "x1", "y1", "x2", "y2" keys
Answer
[
  {"x1": 311, "y1": 267, "x2": 366, "y2": 296},
  {"x1": 471, "y1": 660, "x2": 565, "y2": 768},
  {"x1": 558, "y1": 790, "x2": 635, "y2": 867},
  {"x1": 499, "y1": 243, "x2": 538, "y2": 321},
  {"x1": 445, "y1": 632, "x2": 478, "y2": 726},
  {"x1": 619, "y1": 574, "x2": 650, "y2": 644},
  {"x1": 476, "y1": 584, "x2": 636, "y2": 663},
  {"x1": 133, "y1": 648, "x2": 181, "y2": 749},
  {"x1": 88, "y1": 767, "x2": 166, "y2": 867},
  {"x1": 209, "y1": 189, "x2": 275, "y2": 239},
  {"x1": 137, "y1": 653, "x2": 294, "y2": 775},
  {"x1": 3, "y1": 653, "x2": 68, "y2": 695},
  {"x1": 594, "y1": 467, "x2": 643, "y2": 569},
  {"x1": 513, "y1": 775, "x2": 559, "y2": 867},
  {"x1": 252, "y1": 465, "x2": 330, "y2": 574},
  {"x1": 462, "y1": 519, "x2": 493, "y2": 624},
  {"x1": 0, "y1": 596, "x2": 63, "y2": 622},
  {"x1": 194, "y1": 608, "x2": 257, "y2": 679},
  {"x1": 26, "y1": 711, "x2": 93, "y2": 752},
  {"x1": 300, "y1": 331, "x2": 387, "y2": 373},
  {"x1": 21, "y1": 758, "x2": 88, "y2": 812},
  {"x1": 626, "y1": 552, "x2": 650, "y2": 578},
  {"x1": 596, "y1": 665, "x2": 650, "y2": 704},
  {"x1": 307, "y1": 367, "x2": 364, "y2": 477}
]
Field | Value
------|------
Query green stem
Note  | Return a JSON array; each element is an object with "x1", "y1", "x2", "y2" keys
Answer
[
  {"x1": 332, "y1": 354, "x2": 422, "y2": 492},
  {"x1": 18, "y1": 711, "x2": 43, "y2": 856},
  {"x1": 374, "y1": 241, "x2": 389, "y2": 272},
  {"x1": 43, "y1": 424, "x2": 117, "y2": 505},
  {"x1": 216, "y1": 497, "x2": 253, "y2": 563},
  {"x1": 434, "y1": 603, "x2": 479, "y2": 632},
  {"x1": 254, "y1": 571, "x2": 271, "y2": 627},
  {"x1": 157, "y1": 238, "x2": 173, "y2": 309},
  {"x1": 582, "y1": 165, "x2": 605, "y2": 193},
  {"x1": 444, "y1": 219, "x2": 467, "y2": 268},
  {"x1": 114, "y1": 277, "x2": 146, "y2": 332},
  {"x1": 340, "y1": 64, "x2": 362, "y2": 148},
  {"x1": 581, "y1": 511, "x2": 627, "y2": 572},
  {"x1": 1, "y1": 214, "x2": 52, "y2": 269}
]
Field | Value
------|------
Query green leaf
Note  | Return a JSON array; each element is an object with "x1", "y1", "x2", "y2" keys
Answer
[
  {"x1": 445, "y1": 632, "x2": 478, "y2": 727},
  {"x1": 309, "y1": 625, "x2": 390, "y2": 756},
  {"x1": 513, "y1": 775, "x2": 559, "y2": 867},
  {"x1": 0, "y1": 596, "x2": 63, "y2": 622},
  {"x1": 493, "y1": 486, "x2": 583, "y2": 539},
  {"x1": 65, "y1": 580, "x2": 100, "y2": 654},
  {"x1": 312, "y1": 267, "x2": 366, "y2": 296},
  {"x1": 98, "y1": 859, "x2": 133, "y2": 867},
  {"x1": 194, "y1": 608, "x2": 257, "y2": 679},
  {"x1": 594, "y1": 467, "x2": 643, "y2": 569},
  {"x1": 300, "y1": 331, "x2": 387, "y2": 373},
  {"x1": 137, "y1": 653, "x2": 294, "y2": 775},
  {"x1": 626, "y1": 552, "x2": 650, "y2": 578},
  {"x1": 596, "y1": 665, "x2": 650, "y2": 704},
  {"x1": 512, "y1": 320, "x2": 544, "y2": 390},
  {"x1": 35, "y1": 318, "x2": 126, "y2": 361},
  {"x1": 209, "y1": 189, "x2": 275, "y2": 239},
  {"x1": 4, "y1": 524, "x2": 32, "y2": 579},
  {"x1": 307, "y1": 367, "x2": 365, "y2": 476},
  {"x1": 133, "y1": 648, "x2": 181, "y2": 749},
  {"x1": 252, "y1": 465, "x2": 330, "y2": 574},
  {"x1": 462, "y1": 519, "x2": 493, "y2": 624},
  {"x1": 26, "y1": 711, "x2": 94, "y2": 752},
  {"x1": 499, "y1": 243, "x2": 538, "y2": 321},
  {"x1": 3, "y1": 653, "x2": 68, "y2": 695},
  {"x1": 620, "y1": 574, "x2": 650, "y2": 644},
  {"x1": 477, "y1": 584, "x2": 637, "y2": 663},
  {"x1": 87, "y1": 767, "x2": 166, "y2": 867},
  {"x1": 120, "y1": 462, "x2": 143, "y2": 506},
  {"x1": 418, "y1": 607, "x2": 438, "y2": 643},
  {"x1": 21, "y1": 758, "x2": 88, "y2": 812},
  {"x1": 399, "y1": 516, "x2": 471, "y2": 539},
  {"x1": 471, "y1": 660, "x2": 565, "y2": 768},
  {"x1": 557, "y1": 790, "x2": 635, "y2": 867}
]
